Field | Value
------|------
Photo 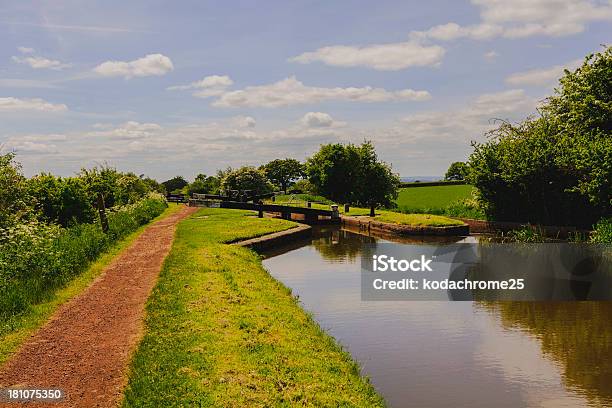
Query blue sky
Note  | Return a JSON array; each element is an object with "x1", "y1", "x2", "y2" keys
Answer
[{"x1": 1, "y1": 0, "x2": 610, "y2": 180}]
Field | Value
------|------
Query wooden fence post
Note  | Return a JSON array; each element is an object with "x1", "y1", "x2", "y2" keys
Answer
[{"x1": 97, "y1": 193, "x2": 109, "y2": 233}]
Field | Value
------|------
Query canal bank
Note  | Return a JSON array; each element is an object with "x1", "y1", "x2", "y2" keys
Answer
[{"x1": 122, "y1": 208, "x2": 384, "y2": 407}]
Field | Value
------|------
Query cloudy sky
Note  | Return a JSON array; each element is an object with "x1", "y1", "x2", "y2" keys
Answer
[{"x1": 1, "y1": 0, "x2": 610, "y2": 180}]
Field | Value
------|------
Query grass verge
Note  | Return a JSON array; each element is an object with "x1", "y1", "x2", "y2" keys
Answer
[
  {"x1": 0, "y1": 204, "x2": 183, "y2": 366},
  {"x1": 123, "y1": 208, "x2": 385, "y2": 407}
]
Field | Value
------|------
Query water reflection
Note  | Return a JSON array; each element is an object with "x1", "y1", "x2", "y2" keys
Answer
[
  {"x1": 480, "y1": 302, "x2": 612, "y2": 407},
  {"x1": 261, "y1": 227, "x2": 612, "y2": 408}
]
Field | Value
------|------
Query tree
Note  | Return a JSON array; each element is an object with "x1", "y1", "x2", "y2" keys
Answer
[
  {"x1": 26, "y1": 174, "x2": 96, "y2": 227},
  {"x1": 161, "y1": 176, "x2": 188, "y2": 194},
  {"x1": 142, "y1": 177, "x2": 166, "y2": 194},
  {"x1": 186, "y1": 174, "x2": 221, "y2": 196},
  {"x1": 354, "y1": 142, "x2": 400, "y2": 216},
  {"x1": 445, "y1": 162, "x2": 469, "y2": 181},
  {"x1": 221, "y1": 167, "x2": 273, "y2": 195},
  {"x1": 468, "y1": 46, "x2": 612, "y2": 227},
  {"x1": 304, "y1": 143, "x2": 361, "y2": 204},
  {"x1": 0, "y1": 153, "x2": 30, "y2": 228},
  {"x1": 305, "y1": 141, "x2": 400, "y2": 214},
  {"x1": 78, "y1": 166, "x2": 121, "y2": 208},
  {"x1": 262, "y1": 158, "x2": 303, "y2": 193}
]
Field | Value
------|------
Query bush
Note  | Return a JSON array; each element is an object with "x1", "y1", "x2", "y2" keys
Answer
[
  {"x1": 591, "y1": 218, "x2": 612, "y2": 243},
  {"x1": 468, "y1": 47, "x2": 611, "y2": 227},
  {"x1": 0, "y1": 153, "x2": 30, "y2": 229},
  {"x1": 0, "y1": 195, "x2": 167, "y2": 320},
  {"x1": 26, "y1": 174, "x2": 96, "y2": 227}
]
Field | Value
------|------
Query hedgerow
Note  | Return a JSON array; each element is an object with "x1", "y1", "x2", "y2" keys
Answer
[{"x1": 0, "y1": 194, "x2": 167, "y2": 320}]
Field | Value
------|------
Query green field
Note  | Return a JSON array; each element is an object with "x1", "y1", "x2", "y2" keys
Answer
[
  {"x1": 395, "y1": 185, "x2": 475, "y2": 210},
  {"x1": 123, "y1": 209, "x2": 384, "y2": 407},
  {"x1": 267, "y1": 194, "x2": 464, "y2": 226}
]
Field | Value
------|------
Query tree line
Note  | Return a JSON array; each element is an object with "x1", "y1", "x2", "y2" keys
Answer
[{"x1": 162, "y1": 141, "x2": 400, "y2": 216}]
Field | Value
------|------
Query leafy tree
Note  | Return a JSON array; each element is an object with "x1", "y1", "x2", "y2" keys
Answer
[
  {"x1": 305, "y1": 141, "x2": 400, "y2": 214},
  {"x1": 142, "y1": 176, "x2": 166, "y2": 194},
  {"x1": 161, "y1": 176, "x2": 188, "y2": 194},
  {"x1": 304, "y1": 143, "x2": 361, "y2": 204},
  {"x1": 26, "y1": 174, "x2": 96, "y2": 227},
  {"x1": 290, "y1": 179, "x2": 317, "y2": 194},
  {"x1": 221, "y1": 166, "x2": 273, "y2": 194},
  {"x1": 354, "y1": 142, "x2": 400, "y2": 216},
  {"x1": 186, "y1": 174, "x2": 221, "y2": 196},
  {"x1": 262, "y1": 158, "x2": 303, "y2": 193},
  {"x1": 78, "y1": 166, "x2": 121, "y2": 208},
  {"x1": 0, "y1": 153, "x2": 30, "y2": 228},
  {"x1": 115, "y1": 173, "x2": 152, "y2": 205},
  {"x1": 468, "y1": 46, "x2": 612, "y2": 227},
  {"x1": 445, "y1": 162, "x2": 469, "y2": 181}
]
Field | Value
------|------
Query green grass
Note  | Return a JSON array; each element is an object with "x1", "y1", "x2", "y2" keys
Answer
[
  {"x1": 395, "y1": 185, "x2": 475, "y2": 210},
  {"x1": 364, "y1": 212, "x2": 464, "y2": 227},
  {"x1": 267, "y1": 195, "x2": 463, "y2": 227},
  {"x1": 123, "y1": 208, "x2": 385, "y2": 407},
  {"x1": 0, "y1": 203, "x2": 183, "y2": 366}
]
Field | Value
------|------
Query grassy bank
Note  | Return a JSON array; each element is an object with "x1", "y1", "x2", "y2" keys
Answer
[
  {"x1": 0, "y1": 203, "x2": 182, "y2": 365},
  {"x1": 123, "y1": 208, "x2": 385, "y2": 407}
]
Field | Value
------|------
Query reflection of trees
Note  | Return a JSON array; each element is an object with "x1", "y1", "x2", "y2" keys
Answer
[
  {"x1": 479, "y1": 302, "x2": 612, "y2": 406},
  {"x1": 311, "y1": 229, "x2": 377, "y2": 262}
]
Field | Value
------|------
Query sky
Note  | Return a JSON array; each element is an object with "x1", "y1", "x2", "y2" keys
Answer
[{"x1": 0, "y1": 0, "x2": 610, "y2": 180}]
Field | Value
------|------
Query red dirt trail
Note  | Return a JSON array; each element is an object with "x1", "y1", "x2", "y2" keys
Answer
[{"x1": 0, "y1": 205, "x2": 198, "y2": 407}]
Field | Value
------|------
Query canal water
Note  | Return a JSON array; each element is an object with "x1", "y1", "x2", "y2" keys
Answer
[{"x1": 262, "y1": 227, "x2": 612, "y2": 408}]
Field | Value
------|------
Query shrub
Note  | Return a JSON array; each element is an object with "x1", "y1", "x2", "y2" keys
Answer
[
  {"x1": 468, "y1": 47, "x2": 611, "y2": 227},
  {"x1": 0, "y1": 195, "x2": 167, "y2": 320},
  {"x1": 0, "y1": 153, "x2": 30, "y2": 229},
  {"x1": 26, "y1": 174, "x2": 96, "y2": 227},
  {"x1": 591, "y1": 218, "x2": 612, "y2": 244}
]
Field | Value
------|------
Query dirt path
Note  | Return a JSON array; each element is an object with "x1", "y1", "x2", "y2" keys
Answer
[{"x1": 0, "y1": 205, "x2": 198, "y2": 408}]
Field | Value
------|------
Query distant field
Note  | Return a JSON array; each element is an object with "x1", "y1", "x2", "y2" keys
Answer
[
  {"x1": 270, "y1": 185, "x2": 484, "y2": 220},
  {"x1": 395, "y1": 185, "x2": 475, "y2": 210}
]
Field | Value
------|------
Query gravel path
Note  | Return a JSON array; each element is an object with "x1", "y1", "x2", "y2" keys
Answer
[{"x1": 0, "y1": 205, "x2": 197, "y2": 407}]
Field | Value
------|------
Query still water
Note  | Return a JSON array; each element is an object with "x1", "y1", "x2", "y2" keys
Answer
[{"x1": 262, "y1": 227, "x2": 612, "y2": 408}]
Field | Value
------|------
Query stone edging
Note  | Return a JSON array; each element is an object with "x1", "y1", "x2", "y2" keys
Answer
[
  {"x1": 232, "y1": 224, "x2": 312, "y2": 251},
  {"x1": 341, "y1": 215, "x2": 469, "y2": 236}
]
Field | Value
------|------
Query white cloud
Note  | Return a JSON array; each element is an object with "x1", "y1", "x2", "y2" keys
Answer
[
  {"x1": 300, "y1": 112, "x2": 337, "y2": 128},
  {"x1": 11, "y1": 55, "x2": 71, "y2": 70},
  {"x1": 17, "y1": 46, "x2": 34, "y2": 54},
  {"x1": 234, "y1": 115, "x2": 256, "y2": 128},
  {"x1": 290, "y1": 41, "x2": 445, "y2": 71},
  {"x1": 17, "y1": 134, "x2": 67, "y2": 142},
  {"x1": 210, "y1": 76, "x2": 431, "y2": 108},
  {"x1": 4, "y1": 141, "x2": 59, "y2": 154},
  {"x1": 167, "y1": 75, "x2": 233, "y2": 91},
  {"x1": 484, "y1": 50, "x2": 499, "y2": 61},
  {"x1": 505, "y1": 59, "x2": 582, "y2": 86},
  {"x1": 400, "y1": 89, "x2": 537, "y2": 142},
  {"x1": 410, "y1": 22, "x2": 503, "y2": 41},
  {"x1": 93, "y1": 54, "x2": 173, "y2": 78},
  {"x1": 410, "y1": 0, "x2": 612, "y2": 41},
  {"x1": 167, "y1": 75, "x2": 233, "y2": 97},
  {"x1": 87, "y1": 121, "x2": 162, "y2": 139},
  {"x1": 301, "y1": 112, "x2": 334, "y2": 127},
  {"x1": 0, "y1": 97, "x2": 67, "y2": 112}
]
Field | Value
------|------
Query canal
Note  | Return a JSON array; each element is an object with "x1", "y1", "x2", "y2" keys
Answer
[{"x1": 262, "y1": 227, "x2": 612, "y2": 408}]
